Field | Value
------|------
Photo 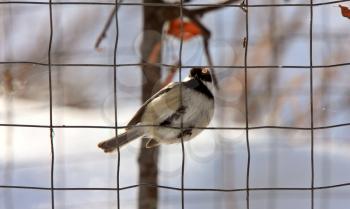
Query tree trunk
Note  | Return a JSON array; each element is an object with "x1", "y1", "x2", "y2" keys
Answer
[{"x1": 138, "y1": 1, "x2": 164, "y2": 209}]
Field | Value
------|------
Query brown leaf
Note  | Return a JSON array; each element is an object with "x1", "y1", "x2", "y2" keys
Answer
[
  {"x1": 339, "y1": 5, "x2": 350, "y2": 19},
  {"x1": 166, "y1": 18, "x2": 202, "y2": 41}
]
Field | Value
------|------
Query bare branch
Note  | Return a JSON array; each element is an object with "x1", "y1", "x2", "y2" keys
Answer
[{"x1": 94, "y1": 0, "x2": 123, "y2": 49}]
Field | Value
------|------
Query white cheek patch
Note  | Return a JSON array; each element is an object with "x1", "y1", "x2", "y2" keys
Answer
[{"x1": 183, "y1": 76, "x2": 192, "y2": 82}]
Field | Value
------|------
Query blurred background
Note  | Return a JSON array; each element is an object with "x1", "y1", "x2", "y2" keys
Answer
[{"x1": 1, "y1": 0, "x2": 350, "y2": 209}]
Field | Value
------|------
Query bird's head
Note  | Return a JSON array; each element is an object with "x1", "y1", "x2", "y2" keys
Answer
[{"x1": 189, "y1": 67, "x2": 219, "y2": 90}]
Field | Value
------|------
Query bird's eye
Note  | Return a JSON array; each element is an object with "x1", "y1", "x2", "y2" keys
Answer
[{"x1": 202, "y1": 68, "x2": 209, "y2": 74}]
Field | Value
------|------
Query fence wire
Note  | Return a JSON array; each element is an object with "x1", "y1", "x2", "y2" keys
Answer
[
  {"x1": 47, "y1": 1, "x2": 54, "y2": 209},
  {"x1": 0, "y1": 1, "x2": 350, "y2": 209},
  {"x1": 244, "y1": 1, "x2": 250, "y2": 208}
]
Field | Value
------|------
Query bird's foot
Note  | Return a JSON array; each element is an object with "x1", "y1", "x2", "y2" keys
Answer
[{"x1": 177, "y1": 128, "x2": 193, "y2": 138}]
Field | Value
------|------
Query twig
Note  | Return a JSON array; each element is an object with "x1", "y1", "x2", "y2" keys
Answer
[
  {"x1": 147, "y1": 40, "x2": 179, "y2": 87},
  {"x1": 95, "y1": 0, "x2": 241, "y2": 49},
  {"x1": 147, "y1": 41, "x2": 162, "y2": 64},
  {"x1": 94, "y1": 0, "x2": 123, "y2": 49},
  {"x1": 161, "y1": 62, "x2": 179, "y2": 87},
  {"x1": 202, "y1": 35, "x2": 219, "y2": 88}
]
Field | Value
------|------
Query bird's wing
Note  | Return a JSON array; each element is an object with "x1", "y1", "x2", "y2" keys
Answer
[
  {"x1": 127, "y1": 82, "x2": 179, "y2": 127},
  {"x1": 141, "y1": 83, "x2": 185, "y2": 125}
]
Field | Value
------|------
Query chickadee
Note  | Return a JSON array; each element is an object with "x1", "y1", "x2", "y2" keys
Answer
[{"x1": 98, "y1": 67, "x2": 215, "y2": 152}]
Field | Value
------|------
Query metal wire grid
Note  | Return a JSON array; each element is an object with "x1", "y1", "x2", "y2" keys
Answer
[
  {"x1": 244, "y1": 1, "x2": 250, "y2": 208},
  {"x1": 0, "y1": 1, "x2": 350, "y2": 209},
  {"x1": 178, "y1": 1, "x2": 185, "y2": 208}
]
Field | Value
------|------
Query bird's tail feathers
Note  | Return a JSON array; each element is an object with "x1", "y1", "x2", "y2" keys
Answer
[{"x1": 98, "y1": 128, "x2": 143, "y2": 153}]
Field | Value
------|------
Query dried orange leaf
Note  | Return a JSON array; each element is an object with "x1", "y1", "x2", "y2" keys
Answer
[
  {"x1": 166, "y1": 18, "x2": 202, "y2": 40},
  {"x1": 339, "y1": 5, "x2": 350, "y2": 19}
]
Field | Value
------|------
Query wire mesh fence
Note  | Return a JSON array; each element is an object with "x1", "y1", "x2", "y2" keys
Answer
[{"x1": 0, "y1": 0, "x2": 350, "y2": 209}]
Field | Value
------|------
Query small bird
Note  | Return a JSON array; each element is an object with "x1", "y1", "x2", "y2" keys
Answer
[{"x1": 98, "y1": 68, "x2": 215, "y2": 152}]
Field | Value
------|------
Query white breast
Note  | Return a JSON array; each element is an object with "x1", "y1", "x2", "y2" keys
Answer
[{"x1": 181, "y1": 87, "x2": 214, "y2": 128}]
